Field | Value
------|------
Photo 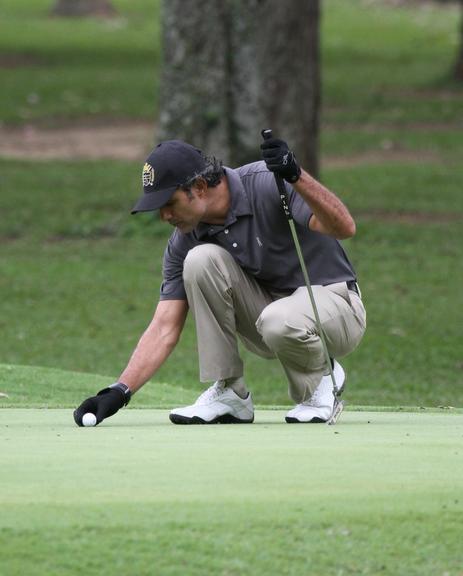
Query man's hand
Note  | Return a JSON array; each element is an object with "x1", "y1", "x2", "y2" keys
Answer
[
  {"x1": 261, "y1": 137, "x2": 301, "y2": 184},
  {"x1": 73, "y1": 383, "x2": 131, "y2": 426}
]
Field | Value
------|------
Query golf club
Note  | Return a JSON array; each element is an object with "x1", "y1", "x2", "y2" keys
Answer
[{"x1": 261, "y1": 129, "x2": 344, "y2": 425}]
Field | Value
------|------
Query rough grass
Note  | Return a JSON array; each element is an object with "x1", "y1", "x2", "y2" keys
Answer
[
  {"x1": 0, "y1": 0, "x2": 462, "y2": 406},
  {"x1": 322, "y1": 0, "x2": 462, "y2": 120},
  {"x1": 1, "y1": 157, "x2": 462, "y2": 407},
  {"x1": 0, "y1": 0, "x2": 161, "y2": 124},
  {"x1": 0, "y1": 0, "x2": 461, "y2": 126},
  {"x1": 0, "y1": 364, "x2": 199, "y2": 409}
]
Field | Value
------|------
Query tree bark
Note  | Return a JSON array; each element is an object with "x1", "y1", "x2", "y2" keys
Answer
[
  {"x1": 51, "y1": 0, "x2": 116, "y2": 18},
  {"x1": 455, "y1": 0, "x2": 463, "y2": 81},
  {"x1": 159, "y1": 0, "x2": 320, "y2": 175}
]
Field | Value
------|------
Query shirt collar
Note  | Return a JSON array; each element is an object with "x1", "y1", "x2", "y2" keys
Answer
[{"x1": 196, "y1": 167, "x2": 252, "y2": 239}]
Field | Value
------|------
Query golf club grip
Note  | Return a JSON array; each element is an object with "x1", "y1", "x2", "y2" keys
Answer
[{"x1": 261, "y1": 129, "x2": 292, "y2": 220}]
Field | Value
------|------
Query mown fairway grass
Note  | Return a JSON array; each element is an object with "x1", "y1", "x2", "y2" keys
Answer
[{"x1": 1, "y1": 405, "x2": 463, "y2": 576}]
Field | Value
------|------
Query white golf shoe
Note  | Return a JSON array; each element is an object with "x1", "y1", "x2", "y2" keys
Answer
[
  {"x1": 285, "y1": 360, "x2": 346, "y2": 423},
  {"x1": 169, "y1": 381, "x2": 254, "y2": 424}
]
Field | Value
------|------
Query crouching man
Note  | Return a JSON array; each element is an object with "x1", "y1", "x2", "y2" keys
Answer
[{"x1": 74, "y1": 136, "x2": 366, "y2": 426}]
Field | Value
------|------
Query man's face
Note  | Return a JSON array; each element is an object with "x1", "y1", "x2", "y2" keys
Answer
[{"x1": 159, "y1": 186, "x2": 207, "y2": 233}]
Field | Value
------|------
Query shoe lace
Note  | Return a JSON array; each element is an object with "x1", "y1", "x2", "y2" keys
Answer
[
  {"x1": 305, "y1": 386, "x2": 324, "y2": 407},
  {"x1": 304, "y1": 379, "x2": 334, "y2": 407},
  {"x1": 195, "y1": 381, "x2": 226, "y2": 405}
]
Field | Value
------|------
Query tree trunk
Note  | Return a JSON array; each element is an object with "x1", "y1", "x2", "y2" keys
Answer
[
  {"x1": 51, "y1": 0, "x2": 116, "y2": 18},
  {"x1": 455, "y1": 0, "x2": 463, "y2": 81},
  {"x1": 159, "y1": 0, "x2": 320, "y2": 175}
]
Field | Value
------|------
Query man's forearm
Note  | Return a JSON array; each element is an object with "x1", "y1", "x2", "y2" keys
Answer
[
  {"x1": 294, "y1": 169, "x2": 356, "y2": 239},
  {"x1": 118, "y1": 300, "x2": 188, "y2": 394},
  {"x1": 118, "y1": 328, "x2": 176, "y2": 393}
]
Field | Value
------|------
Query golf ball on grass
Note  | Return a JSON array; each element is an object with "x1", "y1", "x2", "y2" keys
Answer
[{"x1": 82, "y1": 413, "x2": 97, "y2": 427}]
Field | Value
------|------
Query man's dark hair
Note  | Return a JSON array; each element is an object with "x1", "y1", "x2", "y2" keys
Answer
[{"x1": 181, "y1": 155, "x2": 224, "y2": 191}]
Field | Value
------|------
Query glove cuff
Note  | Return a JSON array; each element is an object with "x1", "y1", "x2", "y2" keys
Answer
[
  {"x1": 285, "y1": 162, "x2": 301, "y2": 184},
  {"x1": 285, "y1": 170, "x2": 301, "y2": 184},
  {"x1": 109, "y1": 382, "x2": 132, "y2": 405},
  {"x1": 98, "y1": 382, "x2": 132, "y2": 406}
]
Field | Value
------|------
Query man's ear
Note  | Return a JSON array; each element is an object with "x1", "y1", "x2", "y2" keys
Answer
[{"x1": 192, "y1": 177, "x2": 208, "y2": 198}]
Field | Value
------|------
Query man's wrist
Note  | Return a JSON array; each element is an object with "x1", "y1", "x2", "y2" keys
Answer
[
  {"x1": 285, "y1": 164, "x2": 301, "y2": 184},
  {"x1": 108, "y1": 382, "x2": 132, "y2": 405}
]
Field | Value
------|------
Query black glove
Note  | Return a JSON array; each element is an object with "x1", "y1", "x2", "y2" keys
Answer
[
  {"x1": 261, "y1": 137, "x2": 301, "y2": 183},
  {"x1": 73, "y1": 383, "x2": 131, "y2": 426}
]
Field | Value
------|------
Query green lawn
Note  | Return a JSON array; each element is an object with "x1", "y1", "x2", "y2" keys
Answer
[
  {"x1": 1, "y1": 2, "x2": 463, "y2": 574},
  {"x1": 1, "y1": 159, "x2": 462, "y2": 407},
  {"x1": 322, "y1": 1, "x2": 462, "y2": 121},
  {"x1": 1, "y1": 406, "x2": 462, "y2": 576},
  {"x1": 0, "y1": 0, "x2": 161, "y2": 124},
  {"x1": 0, "y1": 0, "x2": 460, "y2": 126}
]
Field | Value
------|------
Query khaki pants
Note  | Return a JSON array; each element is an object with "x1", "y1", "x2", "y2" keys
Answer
[{"x1": 183, "y1": 244, "x2": 366, "y2": 403}]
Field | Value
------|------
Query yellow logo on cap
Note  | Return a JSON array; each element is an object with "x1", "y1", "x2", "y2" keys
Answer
[{"x1": 142, "y1": 163, "x2": 155, "y2": 187}]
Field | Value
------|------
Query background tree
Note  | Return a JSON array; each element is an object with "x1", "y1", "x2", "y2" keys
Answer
[
  {"x1": 455, "y1": 0, "x2": 463, "y2": 80},
  {"x1": 426, "y1": 0, "x2": 463, "y2": 80},
  {"x1": 51, "y1": 0, "x2": 116, "y2": 18},
  {"x1": 159, "y1": 0, "x2": 320, "y2": 175}
]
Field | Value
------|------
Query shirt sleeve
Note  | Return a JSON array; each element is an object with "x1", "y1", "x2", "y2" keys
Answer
[
  {"x1": 160, "y1": 230, "x2": 195, "y2": 301},
  {"x1": 286, "y1": 181, "x2": 313, "y2": 229},
  {"x1": 254, "y1": 168, "x2": 312, "y2": 229}
]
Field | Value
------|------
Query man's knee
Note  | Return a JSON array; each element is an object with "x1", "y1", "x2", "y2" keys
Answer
[
  {"x1": 257, "y1": 300, "x2": 320, "y2": 350},
  {"x1": 257, "y1": 302, "x2": 298, "y2": 349},
  {"x1": 183, "y1": 244, "x2": 228, "y2": 284}
]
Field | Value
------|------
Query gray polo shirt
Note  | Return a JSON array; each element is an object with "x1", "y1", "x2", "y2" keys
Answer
[{"x1": 160, "y1": 161, "x2": 356, "y2": 300}]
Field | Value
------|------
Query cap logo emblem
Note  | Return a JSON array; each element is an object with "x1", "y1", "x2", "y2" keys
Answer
[{"x1": 142, "y1": 163, "x2": 155, "y2": 187}]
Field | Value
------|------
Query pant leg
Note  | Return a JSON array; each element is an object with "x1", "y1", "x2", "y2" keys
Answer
[
  {"x1": 256, "y1": 282, "x2": 366, "y2": 403},
  {"x1": 183, "y1": 244, "x2": 275, "y2": 382}
]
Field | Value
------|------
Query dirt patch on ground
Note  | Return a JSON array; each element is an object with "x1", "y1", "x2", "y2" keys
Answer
[
  {"x1": 0, "y1": 121, "x2": 448, "y2": 167},
  {"x1": 0, "y1": 54, "x2": 48, "y2": 69},
  {"x1": 365, "y1": 0, "x2": 460, "y2": 8},
  {"x1": 323, "y1": 121, "x2": 462, "y2": 133},
  {"x1": 0, "y1": 121, "x2": 155, "y2": 161},
  {"x1": 322, "y1": 149, "x2": 441, "y2": 168}
]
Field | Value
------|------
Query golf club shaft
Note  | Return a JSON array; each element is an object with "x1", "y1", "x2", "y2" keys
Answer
[{"x1": 261, "y1": 129, "x2": 337, "y2": 394}]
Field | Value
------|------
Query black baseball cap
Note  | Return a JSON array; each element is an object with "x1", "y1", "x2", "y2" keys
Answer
[{"x1": 131, "y1": 140, "x2": 206, "y2": 214}]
